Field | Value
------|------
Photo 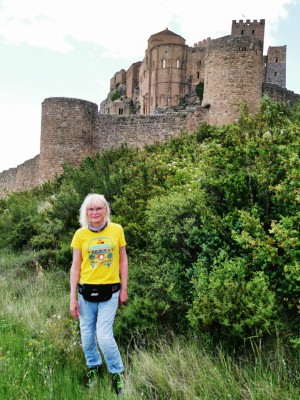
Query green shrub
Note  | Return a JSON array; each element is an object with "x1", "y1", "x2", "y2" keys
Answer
[
  {"x1": 111, "y1": 89, "x2": 121, "y2": 101},
  {"x1": 188, "y1": 252, "x2": 281, "y2": 341}
]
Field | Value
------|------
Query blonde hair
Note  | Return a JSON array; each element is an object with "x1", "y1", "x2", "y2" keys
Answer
[{"x1": 79, "y1": 193, "x2": 111, "y2": 227}]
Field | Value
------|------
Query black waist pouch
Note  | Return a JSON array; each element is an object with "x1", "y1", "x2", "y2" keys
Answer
[{"x1": 78, "y1": 283, "x2": 120, "y2": 302}]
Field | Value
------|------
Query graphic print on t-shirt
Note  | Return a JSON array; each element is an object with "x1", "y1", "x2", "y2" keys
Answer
[{"x1": 87, "y1": 236, "x2": 114, "y2": 269}]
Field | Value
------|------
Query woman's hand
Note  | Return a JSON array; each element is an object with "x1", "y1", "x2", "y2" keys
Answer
[
  {"x1": 119, "y1": 288, "x2": 128, "y2": 306},
  {"x1": 70, "y1": 298, "x2": 80, "y2": 318}
]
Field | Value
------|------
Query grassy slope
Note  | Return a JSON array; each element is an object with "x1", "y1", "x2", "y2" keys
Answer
[{"x1": 0, "y1": 252, "x2": 299, "y2": 400}]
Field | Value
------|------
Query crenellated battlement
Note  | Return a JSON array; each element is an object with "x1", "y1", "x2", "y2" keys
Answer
[
  {"x1": 193, "y1": 37, "x2": 212, "y2": 48},
  {"x1": 232, "y1": 18, "x2": 265, "y2": 25},
  {"x1": 231, "y1": 19, "x2": 265, "y2": 42}
]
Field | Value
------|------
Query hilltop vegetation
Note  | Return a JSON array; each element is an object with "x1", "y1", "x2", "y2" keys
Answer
[{"x1": 0, "y1": 97, "x2": 299, "y2": 398}]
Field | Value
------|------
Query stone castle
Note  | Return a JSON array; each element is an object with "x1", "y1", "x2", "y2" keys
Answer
[{"x1": 1, "y1": 19, "x2": 299, "y2": 196}]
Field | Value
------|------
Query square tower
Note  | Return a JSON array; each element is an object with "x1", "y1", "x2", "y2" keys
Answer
[{"x1": 231, "y1": 19, "x2": 265, "y2": 43}]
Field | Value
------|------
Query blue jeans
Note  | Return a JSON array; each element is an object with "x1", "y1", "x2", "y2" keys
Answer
[{"x1": 78, "y1": 291, "x2": 124, "y2": 373}]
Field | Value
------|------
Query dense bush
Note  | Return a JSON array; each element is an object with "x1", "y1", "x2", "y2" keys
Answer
[
  {"x1": 188, "y1": 252, "x2": 280, "y2": 340},
  {"x1": 0, "y1": 97, "x2": 299, "y2": 347}
]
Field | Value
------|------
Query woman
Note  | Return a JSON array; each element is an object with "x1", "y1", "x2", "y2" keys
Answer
[{"x1": 69, "y1": 193, "x2": 128, "y2": 395}]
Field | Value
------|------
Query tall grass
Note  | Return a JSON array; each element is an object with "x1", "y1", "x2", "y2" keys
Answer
[
  {"x1": 0, "y1": 251, "x2": 299, "y2": 399},
  {"x1": 125, "y1": 337, "x2": 299, "y2": 399}
]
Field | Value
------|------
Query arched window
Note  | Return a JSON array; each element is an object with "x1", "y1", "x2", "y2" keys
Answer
[
  {"x1": 162, "y1": 59, "x2": 166, "y2": 68},
  {"x1": 176, "y1": 59, "x2": 180, "y2": 68}
]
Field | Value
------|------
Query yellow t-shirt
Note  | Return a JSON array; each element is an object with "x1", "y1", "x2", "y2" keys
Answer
[{"x1": 71, "y1": 222, "x2": 126, "y2": 284}]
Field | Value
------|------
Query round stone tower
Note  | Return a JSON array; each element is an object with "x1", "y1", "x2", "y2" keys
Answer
[
  {"x1": 38, "y1": 97, "x2": 98, "y2": 184},
  {"x1": 202, "y1": 35, "x2": 264, "y2": 126}
]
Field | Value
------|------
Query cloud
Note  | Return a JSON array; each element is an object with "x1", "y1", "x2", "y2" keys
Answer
[{"x1": 0, "y1": 0, "x2": 297, "y2": 58}]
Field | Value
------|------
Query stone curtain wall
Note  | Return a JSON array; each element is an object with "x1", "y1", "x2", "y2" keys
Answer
[
  {"x1": 93, "y1": 111, "x2": 206, "y2": 151},
  {"x1": 0, "y1": 98, "x2": 207, "y2": 196},
  {"x1": 262, "y1": 83, "x2": 300, "y2": 104},
  {"x1": 0, "y1": 155, "x2": 40, "y2": 195}
]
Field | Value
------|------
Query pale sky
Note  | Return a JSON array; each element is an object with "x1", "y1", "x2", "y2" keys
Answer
[{"x1": 0, "y1": 0, "x2": 300, "y2": 173}]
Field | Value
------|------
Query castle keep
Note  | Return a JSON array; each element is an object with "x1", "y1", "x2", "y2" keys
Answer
[{"x1": 1, "y1": 19, "x2": 299, "y2": 196}]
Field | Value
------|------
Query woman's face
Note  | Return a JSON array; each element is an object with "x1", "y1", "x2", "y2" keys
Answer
[{"x1": 86, "y1": 202, "x2": 107, "y2": 226}]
